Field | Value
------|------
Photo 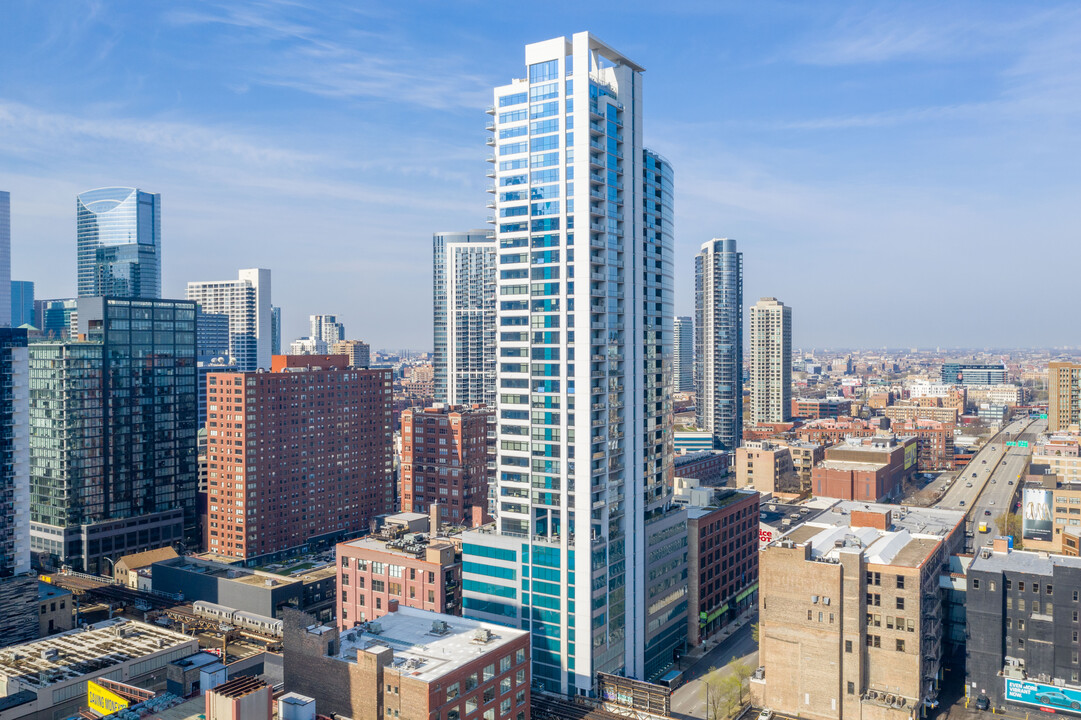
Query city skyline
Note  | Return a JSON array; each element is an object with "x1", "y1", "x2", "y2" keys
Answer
[{"x1": 2, "y1": 2, "x2": 1079, "y2": 348}]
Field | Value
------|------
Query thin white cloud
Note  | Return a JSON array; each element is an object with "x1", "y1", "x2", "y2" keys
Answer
[{"x1": 164, "y1": 2, "x2": 492, "y2": 110}]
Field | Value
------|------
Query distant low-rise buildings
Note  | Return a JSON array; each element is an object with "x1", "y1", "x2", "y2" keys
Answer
[
  {"x1": 796, "y1": 417, "x2": 880, "y2": 446},
  {"x1": 889, "y1": 418, "x2": 955, "y2": 471},
  {"x1": 792, "y1": 397, "x2": 853, "y2": 420},
  {"x1": 882, "y1": 403, "x2": 960, "y2": 425}
]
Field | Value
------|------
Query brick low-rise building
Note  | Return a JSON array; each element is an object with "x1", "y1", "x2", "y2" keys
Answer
[
  {"x1": 337, "y1": 512, "x2": 462, "y2": 626},
  {"x1": 687, "y1": 488, "x2": 760, "y2": 646},
  {"x1": 796, "y1": 417, "x2": 881, "y2": 446},
  {"x1": 889, "y1": 419, "x2": 955, "y2": 471},
  {"x1": 283, "y1": 606, "x2": 530, "y2": 720},
  {"x1": 792, "y1": 397, "x2": 853, "y2": 420},
  {"x1": 400, "y1": 404, "x2": 492, "y2": 527},
  {"x1": 967, "y1": 541, "x2": 1081, "y2": 713},
  {"x1": 811, "y1": 435, "x2": 918, "y2": 502},
  {"x1": 674, "y1": 450, "x2": 730, "y2": 486},
  {"x1": 752, "y1": 503, "x2": 965, "y2": 720},
  {"x1": 882, "y1": 403, "x2": 960, "y2": 425},
  {"x1": 735, "y1": 442, "x2": 797, "y2": 496},
  {"x1": 205, "y1": 355, "x2": 393, "y2": 561}
]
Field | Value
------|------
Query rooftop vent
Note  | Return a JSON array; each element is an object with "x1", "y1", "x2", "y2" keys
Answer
[
  {"x1": 431, "y1": 621, "x2": 451, "y2": 636},
  {"x1": 472, "y1": 628, "x2": 493, "y2": 643},
  {"x1": 368, "y1": 622, "x2": 384, "y2": 635}
]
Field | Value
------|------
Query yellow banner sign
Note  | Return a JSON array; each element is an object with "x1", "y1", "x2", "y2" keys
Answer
[{"x1": 88, "y1": 681, "x2": 129, "y2": 716}]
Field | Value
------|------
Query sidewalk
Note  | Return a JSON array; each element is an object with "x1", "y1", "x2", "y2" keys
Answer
[{"x1": 684, "y1": 607, "x2": 758, "y2": 666}]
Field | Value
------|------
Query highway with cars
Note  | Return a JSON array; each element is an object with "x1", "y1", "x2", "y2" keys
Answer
[
  {"x1": 968, "y1": 418, "x2": 1045, "y2": 549},
  {"x1": 934, "y1": 416, "x2": 1044, "y2": 548}
]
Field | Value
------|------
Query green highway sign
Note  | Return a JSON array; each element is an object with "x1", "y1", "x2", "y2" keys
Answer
[
  {"x1": 1006, "y1": 441, "x2": 1017, "y2": 447},
  {"x1": 1019, "y1": 441, "x2": 1029, "y2": 448},
  {"x1": 1040, "y1": 414, "x2": 1048, "y2": 419}
]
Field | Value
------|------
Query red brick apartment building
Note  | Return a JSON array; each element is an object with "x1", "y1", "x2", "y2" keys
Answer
[
  {"x1": 400, "y1": 404, "x2": 493, "y2": 526},
  {"x1": 687, "y1": 488, "x2": 760, "y2": 645},
  {"x1": 796, "y1": 416, "x2": 882, "y2": 445},
  {"x1": 205, "y1": 355, "x2": 394, "y2": 561},
  {"x1": 337, "y1": 512, "x2": 462, "y2": 627}
]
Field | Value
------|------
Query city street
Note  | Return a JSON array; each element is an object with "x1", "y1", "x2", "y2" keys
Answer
[{"x1": 670, "y1": 618, "x2": 758, "y2": 720}]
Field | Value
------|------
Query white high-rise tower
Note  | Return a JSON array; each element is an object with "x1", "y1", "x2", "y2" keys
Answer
[
  {"x1": 433, "y1": 230, "x2": 496, "y2": 406},
  {"x1": 186, "y1": 268, "x2": 272, "y2": 371},
  {"x1": 749, "y1": 297, "x2": 792, "y2": 424},
  {"x1": 461, "y1": 33, "x2": 680, "y2": 695}
]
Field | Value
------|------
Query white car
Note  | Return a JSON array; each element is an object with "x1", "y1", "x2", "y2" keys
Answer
[{"x1": 758, "y1": 711, "x2": 774, "y2": 720}]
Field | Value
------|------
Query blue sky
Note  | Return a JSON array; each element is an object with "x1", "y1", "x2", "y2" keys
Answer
[{"x1": 2, "y1": 1, "x2": 1079, "y2": 350}]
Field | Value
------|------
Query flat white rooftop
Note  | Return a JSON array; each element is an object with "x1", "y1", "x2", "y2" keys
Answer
[
  {"x1": 333, "y1": 607, "x2": 526, "y2": 683},
  {"x1": 0, "y1": 619, "x2": 195, "y2": 691}
]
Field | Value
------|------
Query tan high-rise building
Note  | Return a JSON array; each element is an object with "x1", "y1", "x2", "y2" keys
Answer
[
  {"x1": 1048, "y1": 361, "x2": 1081, "y2": 432},
  {"x1": 330, "y1": 339, "x2": 371, "y2": 368},
  {"x1": 749, "y1": 297, "x2": 792, "y2": 425}
]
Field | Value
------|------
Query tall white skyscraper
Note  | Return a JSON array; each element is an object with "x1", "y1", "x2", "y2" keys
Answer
[
  {"x1": 749, "y1": 297, "x2": 792, "y2": 424},
  {"x1": 461, "y1": 33, "x2": 680, "y2": 694},
  {"x1": 0, "y1": 192, "x2": 11, "y2": 326},
  {"x1": 695, "y1": 238, "x2": 743, "y2": 450},
  {"x1": 186, "y1": 268, "x2": 272, "y2": 371},
  {"x1": 433, "y1": 230, "x2": 496, "y2": 406},
  {"x1": 309, "y1": 314, "x2": 345, "y2": 352},
  {"x1": 673, "y1": 316, "x2": 693, "y2": 393}
]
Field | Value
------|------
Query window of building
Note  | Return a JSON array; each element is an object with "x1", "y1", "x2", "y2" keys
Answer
[
  {"x1": 845, "y1": 640, "x2": 853, "y2": 653},
  {"x1": 483, "y1": 664, "x2": 495, "y2": 682},
  {"x1": 972, "y1": 579, "x2": 980, "y2": 590},
  {"x1": 896, "y1": 597, "x2": 905, "y2": 610},
  {"x1": 847, "y1": 682, "x2": 855, "y2": 695},
  {"x1": 896, "y1": 639, "x2": 905, "y2": 652},
  {"x1": 1019, "y1": 581, "x2": 1025, "y2": 592},
  {"x1": 896, "y1": 575, "x2": 905, "y2": 589}
]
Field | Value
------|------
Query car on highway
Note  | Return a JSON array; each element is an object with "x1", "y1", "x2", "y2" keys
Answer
[
  {"x1": 972, "y1": 472, "x2": 978, "y2": 478},
  {"x1": 982, "y1": 460, "x2": 987, "y2": 464},
  {"x1": 984, "y1": 510, "x2": 992, "y2": 516},
  {"x1": 1009, "y1": 480, "x2": 1014, "y2": 485},
  {"x1": 990, "y1": 500, "x2": 995, "y2": 505},
  {"x1": 758, "y1": 710, "x2": 775, "y2": 720},
  {"x1": 960, "y1": 500, "x2": 966, "y2": 506},
  {"x1": 966, "y1": 483, "x2": 973, "y2": 487}
]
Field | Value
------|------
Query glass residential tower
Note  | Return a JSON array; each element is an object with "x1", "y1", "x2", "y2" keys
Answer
[{"x1": 461, "y1": 33, "x2": 679, "y2": 695}]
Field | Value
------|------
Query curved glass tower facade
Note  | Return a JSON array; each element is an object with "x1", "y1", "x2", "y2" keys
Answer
[{"x1": 77, "y1": 187, "x2": 161, "y2": 299}]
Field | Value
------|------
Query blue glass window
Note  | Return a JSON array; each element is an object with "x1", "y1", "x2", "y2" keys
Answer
[
  {"x1": 529, "y1": 60, "x2": 558, "y2": 83},
  {"x1": 500, "y1": 142, "x2": 527, "y2": 156},
  {"x1": 531, "y1": 119, "x2": 559, "y2": 135},
  {"x1": 500, "y1": 174, "x2": 527, "y2": 186},
  {"x1": 531, "y1": 202, "x2": 559, "y2": 216},
  {"x1": 499, "y1": 109, "x2": 527, "y2": 124},
  {"x1": 531, "y1": 169, "x2": 559, "y2": 184},
  {"x1": 499, "y1": 92, "x2": 528, "y2": 107},
  {"x1": 530, "y1": 136, "x2": 559, "y2": 152},
  {"x1": 499, "y1": 159, "x2": 527, "y2": 171},
  {"x1": 530, "y1": 102, "x2": 559, "y2": 119},
  {"x1": 531, "y1": 153, "x2": 559, "y2": 168},
  {"x1": 530, "y1": 82, "x2": 559, "y2": 101},
  {"x1": 500, "y1": 206, "x2": 527, "y2": 218}
]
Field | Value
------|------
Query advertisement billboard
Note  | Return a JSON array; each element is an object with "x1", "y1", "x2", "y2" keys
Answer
[
  {"x1": 1005, "y1": 678, "x2": 1081, "y2": 713},
  {"x1": 904, "y1": 442, "x2": 917, "y2": 470},
  {"x1": 1022, "y1": 489, "x2": 1054, "y2": 542},
  {"x1": 87, "y1": 681, "x2": 130, "y2": 717}
]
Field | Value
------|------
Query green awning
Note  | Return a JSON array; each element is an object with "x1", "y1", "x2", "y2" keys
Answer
[
  {"x1": 701, "y1": 604, "x2": 729, "y2": 625},
  {"x1": 735, "y1": 581, "x2": 759, "y2": 603}
]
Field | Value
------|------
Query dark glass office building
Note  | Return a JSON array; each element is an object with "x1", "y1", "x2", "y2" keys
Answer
[{"x1": 29, "y1": 297, "x2": 197, "y2": 573}]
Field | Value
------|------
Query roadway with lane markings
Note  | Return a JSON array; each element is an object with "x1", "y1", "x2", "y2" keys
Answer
[
  {"x1": 968, "y1": 418, "x2": 1045, "y2": 549},
  {"x1": 934, "y1": 416, "x2": 1043, "y2": 548}
]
